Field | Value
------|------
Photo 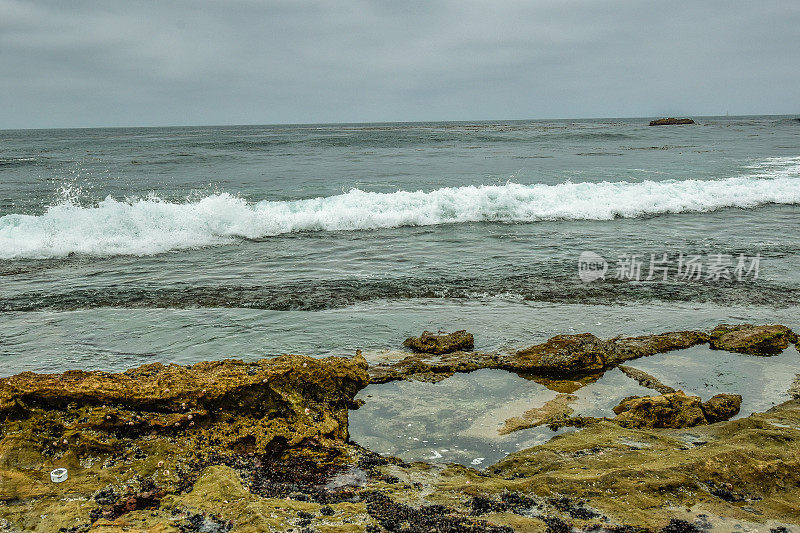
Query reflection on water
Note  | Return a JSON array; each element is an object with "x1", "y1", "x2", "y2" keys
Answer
[
  {"x1": 623, "y1": 344, "x2": 800, "y2": 417},
  {"x1": 348, "y1": 368, "x2": 651, "y2": 467},
  {"x1": 349, "y1": 346, "x2": 800, "y2": 467}
]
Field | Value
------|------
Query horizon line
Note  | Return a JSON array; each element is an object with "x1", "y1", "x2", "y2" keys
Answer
[{"x1": 1, "y1": 113, "x2": 797, "y2": 133}]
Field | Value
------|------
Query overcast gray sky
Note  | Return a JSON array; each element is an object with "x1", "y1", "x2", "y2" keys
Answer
[{"x1": 1, "y1": 0, "x2": 798, "y2": 128}]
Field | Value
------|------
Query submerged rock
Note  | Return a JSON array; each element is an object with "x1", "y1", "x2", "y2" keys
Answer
[
  {"x1": 702, "y1": 393, "x2": 742, "y2": 423},
  {"x1": 499, "y1": 393, "x2": 577, "y2": 435},
  {"x1": 618, "y1": 364, "x2": 676, "y2": 394},
  {"x1": 403, "y1": 330, "x2": 475, "y2": 354},
  {"x1": 709, "y1": 324, "x2": 798, "y2": 355},
  {"x1": 649, "y1": 117, "x2": 695, "y2": 125}
]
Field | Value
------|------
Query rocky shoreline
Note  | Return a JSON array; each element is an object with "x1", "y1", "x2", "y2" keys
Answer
[{"x1": 1, "y1": 324, "x2": 798, "y2": 532}]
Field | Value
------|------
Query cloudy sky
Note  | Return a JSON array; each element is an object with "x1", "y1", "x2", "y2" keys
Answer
[{"x1": 1, "y1": 0, "x2": 798, "y2": 128}]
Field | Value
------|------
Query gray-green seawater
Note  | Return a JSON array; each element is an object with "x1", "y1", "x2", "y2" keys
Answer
[{"x1": 1, "y1": 116, "x2": 799, "y2": 376}]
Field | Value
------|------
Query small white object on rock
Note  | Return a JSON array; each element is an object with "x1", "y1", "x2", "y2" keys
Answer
[{"x1": 50, "y1": 468, "x2": 68, "y2": 483}]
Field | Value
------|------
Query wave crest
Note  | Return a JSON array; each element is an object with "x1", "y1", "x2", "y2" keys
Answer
[{"x1": 1, "y1": 175, "x2": 799, "y2": 259}]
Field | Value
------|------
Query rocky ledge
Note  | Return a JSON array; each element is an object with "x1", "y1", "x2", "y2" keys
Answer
[
  {"x1": 1, "y1": 324, "x2": 799, "y2": 532},
  {"x1": 370, "y1": 324, "x2": 795, "y2": 384}
]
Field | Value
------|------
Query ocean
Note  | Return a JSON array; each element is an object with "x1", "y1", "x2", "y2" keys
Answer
[{"x1": 1, "y1": 116, "x2": 799, "y2": 377}]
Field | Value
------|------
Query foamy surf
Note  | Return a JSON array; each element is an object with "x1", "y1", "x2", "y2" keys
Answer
[{"x1": 1, "y1": 174, "x2": 799, "y2": 259}]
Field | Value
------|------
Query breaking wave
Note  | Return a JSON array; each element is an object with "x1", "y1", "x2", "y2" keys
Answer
[{"x1": 1, "y1": 172, "x2": 800, "y2": 259}]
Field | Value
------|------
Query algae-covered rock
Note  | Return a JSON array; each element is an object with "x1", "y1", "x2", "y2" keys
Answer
[
  {"x1": 4, "y1": 326, "x2": 800, "y2": 532},
  {"x1": 509, "y1": 333, "x2": 611, "y2": 375},
  {"x1": 507, "y1": 330, "x2": 707, "y2": 376},
  {"x1": 402, "y1": 330, "x2": 474, "y2": 354},
  {"x1": 709, "y1": 324, "x2": 798, "y2": 355},
  {"x1": 487, "y1": 399, "x2": 800, "y2": 530},
  {"x1": 368, "y1": 350, "x2": 500, "y2": 384},
  {"x1": 509, "y1": 330, "x2": 709, "y2": 376},
  {"x1": 0, "y1": 354, "x2": 369, "y2": 529},
  {"x1": 376, "y1": 328, "x2": 710, "y2": 382},
  {"x1": 702, "y1": 393, "x2": 742, "y2": 423},
  {"x1": 613, "y1": 391, "x2": 708, "y2": 429},
  {"x1": 607, "y1": 330, "x2": 709, "y2": 364}
]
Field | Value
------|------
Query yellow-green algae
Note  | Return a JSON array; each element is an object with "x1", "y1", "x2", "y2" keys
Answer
[{"x1": 2, "y1": 326, "x2": 799, "y2": 532}]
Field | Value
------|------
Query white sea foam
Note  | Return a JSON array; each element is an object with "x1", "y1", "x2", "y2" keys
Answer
[{"x1": 1, "y1": 170, "x2": 799, "y2": 259}]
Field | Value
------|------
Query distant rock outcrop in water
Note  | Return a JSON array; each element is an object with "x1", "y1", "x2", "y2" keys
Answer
[{"x1": 649, "y1": 117, "x2": 695, "y2": 126}]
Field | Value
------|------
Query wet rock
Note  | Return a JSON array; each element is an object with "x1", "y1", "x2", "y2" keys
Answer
[
  {"x1": 649, "y1": 118, "x2": 695, "y2": 126},
  {"x1": 709, "y1": 324, "x2": 797, "y2": 356},
  {"x1": 545, "y1": 415, "x2": 604, "y2": 430},
  {"x1": 0, "y1": 353, "x2": 369, "y2": 454},
  {"x1": 548, "y1": 495, "x2": 599, "y2": 519},
  {"x1": 4, "y1": 326, "x2": 800, "y2": 532},
  {"x1": 618, "y1": 365, "x2": 676, "y2": 394},
  {"x1": 508, "y1": 333, "x2": 611, "y2": 375},
  {"x1": 104, "y1": 488, "x2": 166, "y2": 520},
  {"x1": 374, "y1": 328, "x2": 710, "y2": 382},
  {"x1": 368, "y1": 350, "x2": 500, "y2": 384},
  {"x1": 612, "y1": 391, "x2": 708, "y2": 429},
  {"x1": 507, "y1": 330, "x2": 707, "y2": 376},
  {"x1": 707, "y1": 481, "x2": 749, "y2": 502},
  {"x1": 0, "y1": 353, "x2": 369, "y2": 527},
  {"x1": 543, "y1": 516, "x2": 572, "y2": 532},
  {"x1": 490, "y1": 399, "x2": 800, "y2": 530},
  {"x1": 701, "y1": 393, "x2": 742, "y2": 423},
  {"x1": 607, "y1": 330, "x2": 710, "y2": 365},
  {"x1": 402, "y1": 330, "x2": 474, "y2": 354}
]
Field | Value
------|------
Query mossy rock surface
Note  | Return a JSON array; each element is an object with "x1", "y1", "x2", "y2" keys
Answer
[
  {"x1": 402, "y1": 330, "x2": 475, "y2": 354},
  {"x1": 2, "y1": 328, "x2": 800, "y2": 531},
  {"x1": 709, "y1": 324, "x2": 798, "y2": 355}
]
